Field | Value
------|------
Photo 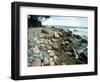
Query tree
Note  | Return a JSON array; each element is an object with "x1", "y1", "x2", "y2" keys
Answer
[{"x1": 28, "y1": 15, "x2": 50, "y2": 27}]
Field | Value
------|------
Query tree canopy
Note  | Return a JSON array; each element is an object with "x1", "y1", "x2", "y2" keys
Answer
[{"x1": 28, "y1": 15, "x2": 50, "y2": 27}]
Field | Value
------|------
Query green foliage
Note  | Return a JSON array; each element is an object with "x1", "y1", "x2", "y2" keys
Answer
[{"x1": 28, "y1": 15, "x2": 50, "y2": 27}]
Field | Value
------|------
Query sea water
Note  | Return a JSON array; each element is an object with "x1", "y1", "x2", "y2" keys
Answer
[{"x1": 46, "y1": 25, "x2": 88, "y2": 40}]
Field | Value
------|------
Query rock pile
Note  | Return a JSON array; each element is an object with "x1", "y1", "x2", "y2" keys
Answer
[{"x1": 28, "y1": 27, "x2": 88, "y2": 66}]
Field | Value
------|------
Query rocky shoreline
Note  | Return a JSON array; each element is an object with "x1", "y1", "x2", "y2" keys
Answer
[{"x1": 28, "y1": 27, "x2": 88, "y2": 66}]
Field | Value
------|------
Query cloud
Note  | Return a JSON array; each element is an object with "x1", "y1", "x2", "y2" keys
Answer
[{"x1": 42, "y1": 16, "x2": 88, "y2": 27}]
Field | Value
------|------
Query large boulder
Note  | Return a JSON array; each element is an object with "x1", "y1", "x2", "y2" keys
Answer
[
  {"x1": 41, "y1": 29, "x2": 50, "y2": 34},
  {"x1": 32, "y1": 58, "x2": 41, "y2": 66}
]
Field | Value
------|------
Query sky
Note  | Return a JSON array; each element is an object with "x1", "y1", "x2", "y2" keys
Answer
[{"x1": 42, "y1": 16, "x2": 88, "y2": 27}]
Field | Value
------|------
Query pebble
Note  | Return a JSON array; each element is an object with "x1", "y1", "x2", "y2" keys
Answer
[
  {"x1": 53, "y1": 55, "x2": 58, "y2": 60},
  {"x1": 49, "y1": 57, "x2": 53, "y2": 62},
  {"x1": 51, "y1": 38, "x2": 56, "y2": 42},
  {"x1": 50, "y1": 61, "x2": 55, "y2": 66},
  {"x1": 65, "y1": 41, "x2": 69, "y2": 44},
  {"x1": 48, "y1": 51, "x2": 55, "y2": 57},
  {"x1": 41, "y1": 63, "x2": 44, "y2": 66}
]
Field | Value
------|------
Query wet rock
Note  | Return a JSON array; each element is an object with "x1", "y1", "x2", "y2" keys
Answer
[
  {"x1": 81, "y1": 39, "x2": 87, "y2": 43},
  {"x1": 66, "y1": 30, "x2": 72, "y2": 36},
  {"x1": 73, "y1": 30, "x2": 79, "y2": 32},
  {"x1": 79, "y1": 52, "x2": 88, "y2": 64},
  {"x1": 72, "y1": 42, "x2": 87, "y2": 56},
  {"x1": 73, "y1": 34, "x2": 82, "y2": 39},
  {"x1": 58, "y1": 28, "x2": 64, "y2": 33},
  {"x1": 72, "y1": 46, "x2": 79, "y2": 59},
  {"x1": 52, "y1": 26, "x2": 55, "y2": 28},
  {"x1": 82, "y1": 35, "x2": 88, "y2": 40}
]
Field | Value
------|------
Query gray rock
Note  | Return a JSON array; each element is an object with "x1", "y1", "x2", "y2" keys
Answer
[
  {"x1": 53, "y1": 32, "x2": 59, "y2": 38},
  {"x1": 51, "y1": 38, "x2": 56, "y2": 42},
  {"x1": 41, "y1": 29, "x2": 49, "y2": 34},
  {"x1": 33, "y1": 46, "x2": 40, "y2": 54},
  {"x1": 53, "y1": 55, "x2": 58, "y2": 60},
  {"x1": 52, "y1": 42, "x2": 59, "y2": 49},
  {"x1": 42, "y1": 51, "x2": 49, "y2": 65},
  {"x1": 50, "y1": 61, "x2": 55, "y2": 66},
  {"x1": 49, "y1": 57, "x2": 53, "y2": 62},
  {"x1": 48, "y1": 50, "x2": 55, "y2": 57}
]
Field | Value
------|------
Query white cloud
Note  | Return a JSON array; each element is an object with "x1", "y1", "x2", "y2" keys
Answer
[{"x1": 42, "y1": 16, "x2": 88, "y2": 27}]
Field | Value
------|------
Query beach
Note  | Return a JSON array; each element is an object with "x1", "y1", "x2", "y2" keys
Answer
[{"x1": 28, "y1": 26, "x2": 88, "y2": 66}]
